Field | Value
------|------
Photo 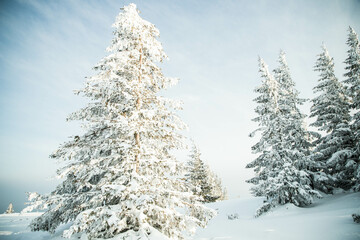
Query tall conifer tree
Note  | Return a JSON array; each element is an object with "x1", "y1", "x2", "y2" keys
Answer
[
  {"x1": 343, "y1": 26, "x2": 360, "y2": 191},
  {"x1": 25, "y1": 4, "x2": 214, "y2": 239},
  {"x1": 310, "y1": 45, "x2": 353, "y2": 192},
  {"x1": 273, "y1": 51, "x2": 312, "y2": 167}
]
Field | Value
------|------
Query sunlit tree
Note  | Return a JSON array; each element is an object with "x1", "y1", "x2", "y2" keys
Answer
[{"x1": 25, "y1": 4, "x2": 214, "y2": 239}]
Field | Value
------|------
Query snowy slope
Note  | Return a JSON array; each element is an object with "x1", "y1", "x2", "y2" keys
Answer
[
  {"x1": 195, "y1": 192, "x2": 360, "y2": 240},
  {"x1": 0, "y1": 193, "x2": 359, "y2": 240},
  {"x1": 0, "y1": 212, "x2": 50, "y2": 240}
]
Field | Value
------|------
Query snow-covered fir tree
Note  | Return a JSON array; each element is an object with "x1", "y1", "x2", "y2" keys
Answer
[
  {"x1": 5, "y1": 203, "x2": 14, "y2": 214},
  {"x1": 343, "y1": 26, "x2": 360, "y2": 191},
  {"x1": 272, "y1": 51, "x2": 320, "y2": 207},
  {"x1": 344, "y1": 27, "x2": 360, "y2": 111},
  {"x1": 24, "y1": 4, "x2": 215, "y2": 239},
  {"x1": 247, "y1": 56, "x2": 320, "y2": 217},
  {"x1": 208, "y1": 171, "x2": 227, "y2": 201},
  {"x1": 309, "y1": 45, "x2": 353, "y2": 192},
  {"x1": 273, "y1": 51, "x2": 314, "y2": 167},
  {"x1": 186, "y1": 144, "x2": 226, "y2": 203}
]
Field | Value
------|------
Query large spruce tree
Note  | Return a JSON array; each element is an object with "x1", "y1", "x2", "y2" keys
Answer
[
  {"x1": 25, "y1": 4, "x2": 214, "y2": 239},
  {"x1": 273, "y1": 51, "x2": 313, "y2": 165},
  {"x1": 247, "y1": 56, "x2": 320, "y2": 217},
  {"x1": 310, "y1": 45, "x2": 353, "y2": 192},
  {"x1": 343, "y1": 26, "x2": 360, "y2": 191}
]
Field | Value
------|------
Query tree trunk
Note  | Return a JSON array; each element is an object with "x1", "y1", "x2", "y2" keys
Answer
[{"x1": 135, "y1": 47, "x2": 143, "y2": 173}]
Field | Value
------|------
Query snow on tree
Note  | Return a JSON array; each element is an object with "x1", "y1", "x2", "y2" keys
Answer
[
  {"x1": 247, "y1": 56, "x2": 320, "y2": 217},
  {"x1": 246, "y1": 57, "x2": 280, "y2": 196},
  {"x1": 209, "y1": 171, "x2": 228, "y2": 201},
  {"x1": 343, "y1": 26, "x2": 360, "y2": 191},
  {"x1": 309, "y1": 44, "x2": 353, "y2": 192},
  {"x1": 5, "y1": 203, "x2": 14, "y2": 214},
  {"x1": 344, "y1": 27, "x2": 360, "y2": 111},
  {"x1": 186, "y1": 143, "x2": 226, "y2": 203},
  {"x1": 24, "y1": 4, "x2": 215, "y2": 239},
  {"x1": 273, "y1": 51, "x2": 315, "y2": 168}
]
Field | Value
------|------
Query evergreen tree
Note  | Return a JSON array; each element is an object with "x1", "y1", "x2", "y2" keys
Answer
[
  {"x1": 273, "y1": 51, "x2": 313, "y2": 168},
  {"x1": 343, "y1": 27, "x2": 360, "y2": 191},
  {"x1": 208, "y1": 171, "x2": 228, "y2": 201},
  {"x1": 186, "y1": 144, "x2": 226, "y2": 203},
  {"x1": 344, "y1": 27, "x2": 360, "y2": 111},
  {"x1": 310, "y1": 45, "x2": 353, "y2": 192},
  {"x1": 5, "y1": 203, "x2": 14, "y2": 214},
  {"x1": 25, "y1": 4, "x2": 214, "y2": 239},
  {"x1": 247, "y1": 56, "x2": 320, "y2": 217},
  {"x1": 247, "y1": 57, "x2": 279, "y2": 197}
]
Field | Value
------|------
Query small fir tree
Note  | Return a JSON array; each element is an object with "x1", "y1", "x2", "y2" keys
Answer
[
  {"x1": 5, "y1": 203, "x2": 14, "y2": 214},
  {"x1": 24, "y1": 4, "x2": 214, "y2": 239},
  {"x1": 247, "y1": 56, "x2": 320, "y2": 217},
  {"x1": 208, "y1": 171, "x2": 228, "y2": 201},
  {"x1": 310, "y1": 45, "x2": 353, "y2": 192},
  {"x1": 186, "y1": 144, "x2": 226, "y2": 203}
]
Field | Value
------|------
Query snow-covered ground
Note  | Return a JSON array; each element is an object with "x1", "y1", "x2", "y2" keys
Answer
[
  {"x1": 195, "y1": 192, "x2": 360, "y2": 240},
  {"x1": 1, "y1": 192, "x2": 359, "y2": 240},
  {"x1": 0, "y1": 212, "x2": 51, "y2": 240}
]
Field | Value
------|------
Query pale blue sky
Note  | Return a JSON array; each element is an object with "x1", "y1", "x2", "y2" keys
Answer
[{"x1": 0, "y1": 0, "x2": 359, "y2": 212}]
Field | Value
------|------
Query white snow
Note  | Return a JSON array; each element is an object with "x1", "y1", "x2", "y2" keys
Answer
[
  {"x1": 1, "y1": 193, "x2": 359, "y2": 239},
  {"x1": 194, "y1": 192, "x2": 360, "y2": 240}
]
